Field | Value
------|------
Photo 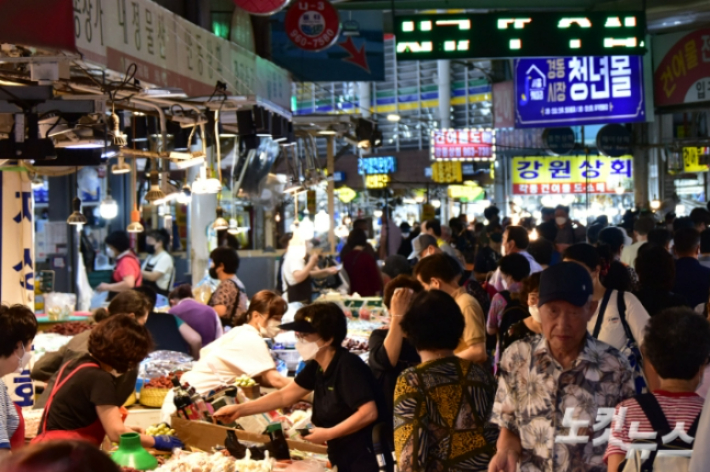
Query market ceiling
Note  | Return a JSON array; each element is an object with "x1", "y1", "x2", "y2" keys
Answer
[{"x1": 333, "y1": 0, "x2": 710, "y2": 33}]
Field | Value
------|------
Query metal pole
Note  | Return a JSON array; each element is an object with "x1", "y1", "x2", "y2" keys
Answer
[
  {"x1": 438, "y1": 60, "x2": 451, "y2": 129},
  {"x1": 327, "y1": 136, "x2": 336, "y2": 254}
]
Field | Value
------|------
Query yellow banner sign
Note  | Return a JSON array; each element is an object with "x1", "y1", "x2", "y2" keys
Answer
[
  {"x1": 512, "y1": 156, "x2": 632, "y2": 195},
  {"x1": 683, "y1": 147, "x2": 709, "y2": 173},
  {"x1": 365, "y1": 174, "x2": 390, "y2": 189},
  {"x1": 431, "y1": 161, "x2": 462, "y2": 183},
  {"x1": 448, "y1": 184, "x2": 484, "y2": 201}
]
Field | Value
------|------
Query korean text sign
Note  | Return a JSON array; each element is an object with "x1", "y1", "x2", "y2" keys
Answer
[
  {"x1": 358, "y1": 157, "x2": 397, "y2": 175},
  {"x1": 515, "y1": 56, "x2": 645, "y2": 128},
  {"x1": 653, "y1": 28, "x2": 710, "y2": 107},
  {"x1": 431, "y1": 129, "x2": 495, "y2": 160},
  {"x1": 512, "y1": 156, "x2": 633, "y2": 195}
]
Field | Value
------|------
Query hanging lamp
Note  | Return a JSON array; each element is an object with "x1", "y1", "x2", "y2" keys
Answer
[
  {"x1": 213, "y1": 206, "x2": 229, "y2": 231},
  {"x1": 145, "y1": 170, "x2": 166, "y2": 202},
  {"x1": 112, "y1": 154, "x2": 131, "y2": 174},
  {"x1": 67, "y1": 197, "x2": 87, "y2": 225}
]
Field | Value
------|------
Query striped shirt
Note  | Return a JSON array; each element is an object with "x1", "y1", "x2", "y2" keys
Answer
[
  {"x1": 0, "y1": 379, "x2": 19, "y2": 449},
  {"x1": 604, "y1": 391, "x2": 704, "y2": 462}
]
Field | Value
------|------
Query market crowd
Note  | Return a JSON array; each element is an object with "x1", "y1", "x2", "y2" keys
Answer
[{"x1": 3, "y1": 206, "x2": 710, "y2": 472}]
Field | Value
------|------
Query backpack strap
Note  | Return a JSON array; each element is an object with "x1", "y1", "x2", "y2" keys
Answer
[
  {"x1": 634, "y1": 393, "x2": 671, "y2": 434},
  {"x1": 616, "y1": 291, "x2": 636, "y2": 345},
  {"x1": 592, "y1": 289, "x2": 613, "y2": 339}
]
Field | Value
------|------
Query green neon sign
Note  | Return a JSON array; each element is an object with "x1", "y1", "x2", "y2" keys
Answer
[{"x1": 395, "y1": 12, "x2": 646, "y2": 60}]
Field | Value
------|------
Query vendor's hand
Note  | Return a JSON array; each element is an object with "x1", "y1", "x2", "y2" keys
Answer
[
  {"x1": 152, "y1": 435, "x2": 184, "y2": 451},
  {"x1": 308, "y1": 253, "x2": 320, "y2": 266},
  {"x1": 302, "y1": 427, "x2": 330, "y2": 445},
  {"x1": 213, "y1": 405, "x2": 243, "y2": 423},
  {"x1": 325, "y1": 266, "x2": 339, "y2": 275},
  {"x1": 390, "y1": 288, "x2": 414, "y2": 319},
  {"x1": 96, "y1": 283, "x2": 110, "y2": 293},
  {"x1": 487, "y1": 450, "x2": 519, "y2": 472}
]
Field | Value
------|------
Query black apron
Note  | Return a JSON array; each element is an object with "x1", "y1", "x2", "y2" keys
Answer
[
  {"x1": 143, "y1": 254, "x2": 170, "y2": 298},
  {"x1": 285, "y1": 254, "x2": 313, "y2": 304}
]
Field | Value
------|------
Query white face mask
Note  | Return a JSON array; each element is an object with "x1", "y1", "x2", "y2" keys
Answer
[
  {"x1": 528, "y1": 305, "x2": 541, "y2": 323},
  {"x1": 259, "y1": 317, "x2": 281, "y2": 339},
  {"x1": 16, "y1": 345, "x2": 30, "y2": 373},
  {"x1": 296, "y1": 337, "x2": 323, "y2": 361},
  {"x1": 106, "y1": 247, "x2": 115, "y2": 258},
  {"x1": 556, "y1": 217, "x2": 567, "y2": 226}
]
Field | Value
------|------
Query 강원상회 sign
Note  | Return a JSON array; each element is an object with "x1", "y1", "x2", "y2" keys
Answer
[{"x1": 511, "y1": 156, "x2": 633, "y2": 195}]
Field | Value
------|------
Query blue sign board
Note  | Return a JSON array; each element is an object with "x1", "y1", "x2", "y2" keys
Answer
[
  {"x1": 271, "y1": 11, "x2": 385, "y2": 82},
  {"x1": 514, "y1": 56, "x2": 645, "y2": 128},
  {"x1": 358, "y1": 156, "x2": 397, "y2": 175}
]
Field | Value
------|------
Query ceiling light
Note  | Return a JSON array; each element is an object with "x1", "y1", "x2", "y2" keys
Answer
[
  {"x1": 112, "y1": 155, "x2": 131, "y2": 174},
  {"x1": 55, "y1": 138, "x2": 106, "y2": 149},
  {"x1": 317, "y1": 130, "x2": 337, "y2": 135},
  {"x1": 67, "y1": 197, "x2": 87, "y2": 225},
  {"x1": 192, "y1": 167, "x2": 222, "y2": 195},
  {"x1": 213, "y1": 207, "x2": 229, "y2": 231},
  {"x1": 386, "y1": 114, "x2": 401, "y2": 122},
  {"x1": 177, "y1": 183, "x2": 192, "y2": 204},
  {"x1": 110, "y1": 112, "x2": 127, "y2": 147},
  {"x1": 145, "y1": 170, "x2": 166, "y2": 202},
  {"x1": 127, "y1": 206, "x2": 144, "y2": 233},
  {"x1": 99, "y1": 194, "x2": 118, "y2": 219},
  {"x1": 651, "y1": 196, "x2": 661, "y2": 210}
]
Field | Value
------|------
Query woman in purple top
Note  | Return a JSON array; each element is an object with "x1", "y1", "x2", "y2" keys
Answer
[{"x1": 168, "y1": 285, "x2": 223, "y2": 347}]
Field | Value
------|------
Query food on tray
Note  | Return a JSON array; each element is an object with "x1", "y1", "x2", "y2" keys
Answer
[{"x1": 46, "y1": 321, "x2": 93, "y2": 335}]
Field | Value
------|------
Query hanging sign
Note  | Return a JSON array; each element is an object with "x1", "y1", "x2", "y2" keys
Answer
[
  {"x1": 683, "y1": 147, "x2": 710, "y2": 173},
  {"x1": 365, "y1": 174, "x2": 390, "y2": 189},
  {"x1": 233, "y1": 0, "x2": 290, "y2": 15},
  {"x1": 284, "y1": 0, "x2": 341, "y2": 52},
  {"x1": 358, "y1": 156, "x2": 397, "y2": 175},
  {"x1": 431, "y1": 129, "x2": 495, "y2": 161},
  {"x1": 337, "y1": 186, "x2": 357, "y2": 203},
  {"x1": 653, "y1": 28, "x2": 710, "y2": 107},
  {"x1": 395, "y1": 12, "x2": 646, "y2": 60},
  {"x1": 515, "y1": 55, "x2": 645, "y2": 128},
  {"x1": 431, "y1": 161, "x2": 463, "y2": 183},
  {"x1": 448, "y1": 184, "x2": 484, "y2": 202},
  {"x1": 597, "y1": 124, "x2": 632, "y2": 157},
  {"x1": 511, "y1": 156, "x2": 633, "y2": 195},
  {"x1": 543, "y1": 127, "x2": 576, "y2": 155}
]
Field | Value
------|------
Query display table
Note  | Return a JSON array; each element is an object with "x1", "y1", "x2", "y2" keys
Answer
[{"x1": 35, "y1": 313, "x2": 92, "y2": 332}]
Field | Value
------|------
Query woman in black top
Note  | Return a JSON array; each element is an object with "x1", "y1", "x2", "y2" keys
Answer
[
  {"x1": 368, "y1": 275, "x2": 423, "y2": 415},
  {"x1": 215, "y1": 303, "x2": 388, "y2": 472},
  {"x1": 501, "y1": 273, "x2": 542, "y2": 354}
]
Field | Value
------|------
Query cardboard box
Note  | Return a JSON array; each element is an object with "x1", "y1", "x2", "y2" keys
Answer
[{"x1": 171, "y1": 416, "x2": 328, "y2": 455}]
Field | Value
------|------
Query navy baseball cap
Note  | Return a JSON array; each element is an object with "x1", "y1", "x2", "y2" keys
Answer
[{"x1": 538, "y1": 262, "x2": 593, "y2": 308}]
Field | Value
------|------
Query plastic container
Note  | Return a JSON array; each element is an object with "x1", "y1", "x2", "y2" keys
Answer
[
  {"x1": 272, "y1": 349, "x2": 302, "y2": 372},
  {"x1": 111, "y1": 432, "x2": 158, "y2": 470}
]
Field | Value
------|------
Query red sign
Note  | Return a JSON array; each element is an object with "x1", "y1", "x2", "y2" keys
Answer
[
  {"x1": 653, "y1": 28, "x2": 710, "y2": 107},
  {"x1": 431, "y1": 129, "x2": 495, "y2": 161},
  {"x1": 284, "y1": 1, "x2": 340, "y2": 52},
  {"x1": 0, "y1": 0, "x2": 75, "y2": 51},
  {"x1": 233, "y1": 0, "x2": 290, "y2": 15},
  {"x1": 513, "y1": 182, "x2": 612, "y2": 195},
  {"x1": 493, "y1": 81, "x2": 514, "y2": 129}
]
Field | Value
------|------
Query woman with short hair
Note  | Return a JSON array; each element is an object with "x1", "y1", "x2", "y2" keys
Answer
[
  {"x1": 394, "y1": 290, "x2": 498, "y2": 471},
  {"x1": 32, "y1": 315, "x2": 180, "y2": 451},
  {"x1": 214, "y1": 302, "x2": 388, "y2": 472},
  {"x1": 0, "y1": 305, "x2": 38, "y2": 458}
]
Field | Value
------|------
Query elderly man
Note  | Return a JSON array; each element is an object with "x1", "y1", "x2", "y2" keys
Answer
[{"x1": 488, "y1": 262, "x2": 635, "y2": 472}]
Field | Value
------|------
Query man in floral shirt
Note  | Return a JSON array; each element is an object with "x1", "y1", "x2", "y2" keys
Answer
[{"x1": 488, "y1": 262, "x2": 635, "y2": 472}]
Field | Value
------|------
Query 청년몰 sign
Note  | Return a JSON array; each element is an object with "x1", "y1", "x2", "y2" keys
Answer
[{"x1": 515, "y1": 55, "x2": 645, "y2": 128}]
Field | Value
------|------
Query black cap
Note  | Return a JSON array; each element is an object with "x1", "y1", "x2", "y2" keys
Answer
[
  {"x1": 538, "y1": 262, "x2": 593, "y2": 308},
  {"x1": 278, "y1": 317, "x2": 317, "y2": 333}
]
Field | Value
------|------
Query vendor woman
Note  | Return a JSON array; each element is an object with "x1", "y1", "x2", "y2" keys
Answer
[
  {"x1": 32, "y1": 315, "x2": 182, "y2": 451},
  {"x1": 97, "y1": 230, "x2": 143, "y2": 300},
  {"x1": 0, "y1": 305, "x2": 38, "y2": 457},
  {"x1": 215, "y1": 303, "x2": 388, "y2": 472},
  {"x1": 161, "y1": 290, "x2": 291, "y2": 422},
  {"x1": 141, "y1": 229, "x2": 174, "y2": 298}
]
